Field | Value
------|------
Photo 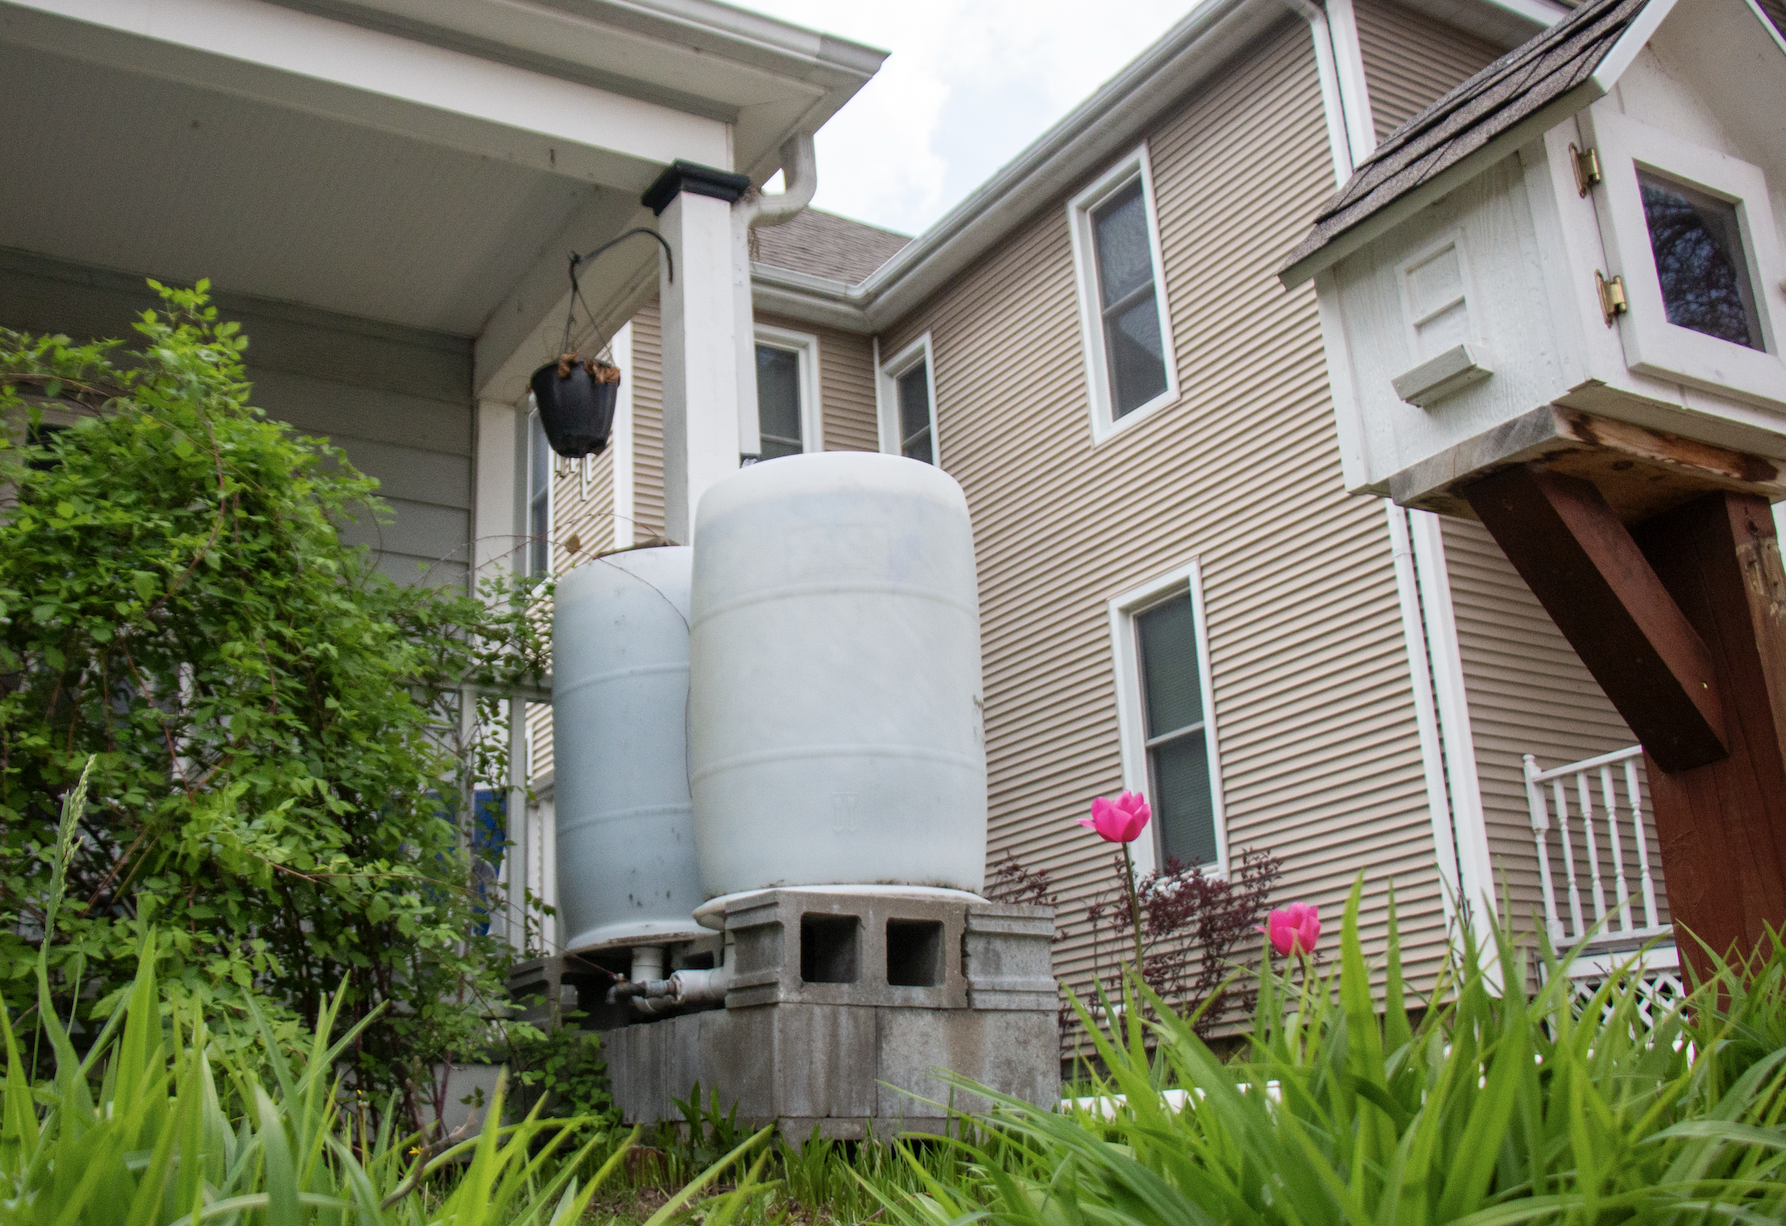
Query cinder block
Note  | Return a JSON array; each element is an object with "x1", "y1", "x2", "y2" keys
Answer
[
  {"x1": 604, "y1": 891, "x2": 1058, "y2": 1131},
  {"x1": 719, "y1": 890, "x2": 969, "y2": 1010},
  {"x1": 876, "y1": 1007, "x2": 1059, "y2": 1120},
  {"x1": 963, "y1": 903, "x2": 1058, "y2": 1011}
]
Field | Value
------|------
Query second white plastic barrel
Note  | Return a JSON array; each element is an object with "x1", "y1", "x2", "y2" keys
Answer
[
  {"x1": 688, "y1": 452, "x2": 988, "y2": 897},
  {"x1": 553, "y1": 546, "x2": 707, "y2": 950}
]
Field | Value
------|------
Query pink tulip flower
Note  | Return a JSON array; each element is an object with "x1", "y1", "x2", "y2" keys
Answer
[
  {"x1": 1264, "y1": 902, "x2": 1321, "y2": 956},
  {"x1": 1079, "y1": 791, "x2": 1151, "y2": 844}
]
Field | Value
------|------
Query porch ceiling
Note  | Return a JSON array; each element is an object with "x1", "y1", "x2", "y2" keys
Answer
[{"x1": 0, "y1": 40, "x2": 597, "y2": 338}]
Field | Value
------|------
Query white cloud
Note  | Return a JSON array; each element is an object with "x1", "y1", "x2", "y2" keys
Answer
[{"x1": 743, "y1": 0, "x2": 1194, "y2": 235}]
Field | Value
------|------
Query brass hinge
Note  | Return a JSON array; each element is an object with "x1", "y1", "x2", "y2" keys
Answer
[
  {"x1": 1570, "y1": 143, "x2": 1603, "y2": 196},
  {"x1": 1596, "y1": 271, "x2": 1628, "y2": 325}
]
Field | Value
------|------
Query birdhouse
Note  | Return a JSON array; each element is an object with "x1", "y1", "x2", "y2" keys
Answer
[
  {"x1": 1281, "y1": 0, "x2": 1786, "y2": 522},
  {"x1": 1283, "y1": 0, "x2": 1786, "y2": 969}
]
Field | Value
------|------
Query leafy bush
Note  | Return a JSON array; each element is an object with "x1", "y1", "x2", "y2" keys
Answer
[
  {"x1": 0, "y1": 780, "x2": 771, "y2": 1223},
  {"x1": 0, "y1": 284, "x2": 548, "y2": 1112},
  {"x1": 872, "y1": 881, "x2": 1786, "y2": 1225}
]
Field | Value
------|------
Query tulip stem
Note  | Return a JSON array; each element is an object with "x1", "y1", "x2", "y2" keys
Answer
[{"x1": 1122, "y1": 842, "x2": 1145, "y2": 988}]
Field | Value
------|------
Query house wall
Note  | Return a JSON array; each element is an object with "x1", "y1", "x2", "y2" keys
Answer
[
  {"x1": 0, "y1": 247, "x2": 474, "y2": 587},
  {"x1": 1353, "y1": 0, "x2": 1504, "y2": 141},
  {"x1": 877, "y1": 18, "x2": 1452, "y2": 1011}
]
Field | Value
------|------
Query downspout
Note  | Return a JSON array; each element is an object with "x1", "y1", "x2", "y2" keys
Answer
[{"x1": 733, "y1": 133, "x2": 818, "y2": 460}]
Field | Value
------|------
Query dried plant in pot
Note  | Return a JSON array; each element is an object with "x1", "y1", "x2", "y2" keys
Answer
[
  {"x1": 531, "y1": 225, "x2": 675, "y2": 461},
  {"x1": 530, "y1": 353, "x2": 620, "y2": 458}
]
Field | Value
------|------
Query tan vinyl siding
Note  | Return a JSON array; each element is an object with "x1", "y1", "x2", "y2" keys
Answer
[
  {"x1": 630, "y1": 305, "x2": 667, "y2": 541},
  {"x1": 525, "y1": 439, "x2": 623, "y2": 782},
  {"x1": 882, "y1": 19, "x2": 1446, "y2": 1021},
  {"x1": 755, "y1": 312, "x2": 881, "y2": 454},
  {"x1": 1353, "y1": 0, "x2": 1503, "y2": 141},
  {"x1": 1441, "y1": 518, "x2": 1666, "y2": 932}
]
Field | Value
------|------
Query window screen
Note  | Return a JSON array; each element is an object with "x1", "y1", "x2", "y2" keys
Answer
[
  {"x1": 1639, "y1": 171, "x2": 1763, "y2": 350},
  {"x1": 756, "y1": 344, "x2": 803, "y2": 459},
  {"x1": 1135, "y1": 592, "x2": 1216, "y2": 867},
  {"x1": 897, "y1": 362, "x2": 934, "y2": 464},
  {"x1": 1091, "y1": 179, "x2": 1170, "y2": 418},
  {"x1": 527, "y1": 412, "x2": 551, "y2": 579}
]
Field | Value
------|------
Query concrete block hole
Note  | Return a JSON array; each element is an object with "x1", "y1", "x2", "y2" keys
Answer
[
  {"x1": 800, "y1": 913, "x2": 859, "y2": 983},
  {"x1": 885, "y1": 918, "x2": 944, "y2": 987}
]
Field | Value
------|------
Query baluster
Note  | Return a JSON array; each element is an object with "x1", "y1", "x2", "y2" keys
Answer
[
  {"x1": 1552, "y1": 777, "x2": 1585, "y2": 941},
  {"x1": 1626, "y1": 758, "x2": 1659, "y2": 931},
  {"x1": 1523, "y1": 754, "x2": 1563, "y2": 942},
  {"x1": 1577, "y1": 771, "x2": 1607, "y2": 929},
  {"x1": 1600, "y1": 765, "x2": 1632, "y2": 933}
]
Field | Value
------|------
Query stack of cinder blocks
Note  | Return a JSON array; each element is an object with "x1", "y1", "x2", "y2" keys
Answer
[{"x1": 605, "y1": 889, "x2": 1058, "y2": 1138}]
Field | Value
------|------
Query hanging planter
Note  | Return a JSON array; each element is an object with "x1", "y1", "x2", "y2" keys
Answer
[
  {"x1": 531, "y1": 354, "x2": 621, "y2": 458},
  {"x1": 532, "y1": 226, "x2": 675, "y2": 459}
]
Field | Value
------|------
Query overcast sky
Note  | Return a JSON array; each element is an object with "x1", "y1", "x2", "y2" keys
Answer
[{"x1": 740, "y1": 0, "x2": 1195, "y2": 237}]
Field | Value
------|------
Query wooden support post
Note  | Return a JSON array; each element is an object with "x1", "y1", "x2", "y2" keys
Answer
[
  {"x1": 1462, "y1": 467, "x2": 1726, "y2": 771},
  {"x1": 1632, "y1": 493, "x2": 1786, "y2": 969},
  {"x1": 1464, "y1": 466, "x2": 1786, "y2": 968}
]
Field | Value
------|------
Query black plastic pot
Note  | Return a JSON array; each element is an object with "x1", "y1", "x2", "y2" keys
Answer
[{"x1": 530, "y1": 360, "x2": 620, "y2": 458}]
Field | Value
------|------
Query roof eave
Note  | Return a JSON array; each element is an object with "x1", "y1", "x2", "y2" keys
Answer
[{"x1": 852, "y1": 0, "x2": 1282, "y2": 327}]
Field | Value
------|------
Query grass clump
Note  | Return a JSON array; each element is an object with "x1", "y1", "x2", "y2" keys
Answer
[{"x1": 860, "y1": 882, "x2": 1785, "y2": 1226}]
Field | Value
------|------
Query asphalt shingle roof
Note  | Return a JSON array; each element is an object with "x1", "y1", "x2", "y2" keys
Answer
[
  {"x1": 1281, "y1": 0, "x2": 1650, "y2": 278},
  {"x1": 753, "y1": 208, "x2": 911, "y2": 286}
]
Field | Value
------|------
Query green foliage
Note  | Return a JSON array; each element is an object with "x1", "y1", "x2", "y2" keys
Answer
[
  {"x1": 0, "y1": 283, "x2": 549, "y2": 1109},
  {"x1": 501, "y1": 1023, "x2": 619, "y2": 1127},
  {"x1": 862, "y1": 880, "x2": 1786, "y2": 1225},
  {"x1": 0, "y1": 773, "x2": 776, "y2": 1223}
]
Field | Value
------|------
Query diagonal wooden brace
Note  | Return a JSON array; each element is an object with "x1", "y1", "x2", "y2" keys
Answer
[{"x1": 1461, "y1": 466, "x2": 1726, "y2": 772}]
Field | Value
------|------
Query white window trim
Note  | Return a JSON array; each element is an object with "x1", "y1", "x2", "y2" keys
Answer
[
  {"x1": 525, "y1": 400, "x2": 552, "y2": 579},
  {"x1": 610, "y1": 321, "x2": 636, "y2": 550},
  {"x1": 876, "y1": 332, "x2": 942, "y2": 467},
  {"x1": 1107, "y1": 559, "x2": 1227, "y2": 880},
  {"x1": 1068, "y1": 145, "x2": 1181, "y2": 444},
  {"x1": 1582, "y1": 108, "x2": 1786, "y2": 409},
  {"x1": 754, "y1": 323, "x2": 824, "y2": 454}
]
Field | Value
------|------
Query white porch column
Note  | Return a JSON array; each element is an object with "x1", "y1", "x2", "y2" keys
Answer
[{"x1": 648, "y1": 162, "x2": 752, "y2": 544}]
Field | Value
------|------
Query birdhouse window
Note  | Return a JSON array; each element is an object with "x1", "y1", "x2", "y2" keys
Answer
[
  {"x1": 1584, "y1": 110, "x2": 1784, "y2": 409},
  {"x1": 1637, "y1": 171, "x2": 1763, "y2": 352},
  {"x1": 1069, "y1": 147, "x2": 1180, "y2": 441}
]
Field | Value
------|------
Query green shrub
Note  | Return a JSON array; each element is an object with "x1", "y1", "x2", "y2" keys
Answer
[
  {"x1": 868, "y1": 881, "x2": 1785, "y2": 1225},
  {"x1": 0, "y1": 284, "x2": 549, "y2": 1110},
  {"x1": 0, "y1": 772, "x2": 773, "y2": 1223}
]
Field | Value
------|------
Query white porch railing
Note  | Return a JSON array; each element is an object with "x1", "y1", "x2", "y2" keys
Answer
[{"x1": 1522, "y1": 746, "x2": 1670, "y2": 954}]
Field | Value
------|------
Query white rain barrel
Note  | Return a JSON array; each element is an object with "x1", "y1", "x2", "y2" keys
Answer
[
  {"x1": 689, "y1": 452, "x2": 988, "y2": 897},
  {"x1": 553, "y1": 546, "x2": 706, "y2": 950}
]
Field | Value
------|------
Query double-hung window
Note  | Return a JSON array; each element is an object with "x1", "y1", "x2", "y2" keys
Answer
[
  {"x1": 754, "y1": 325, "x2": 821, "y2": 460},
  {"x1": 526, "y1": 407, "x2": 551, "y2": 580},
  {"x1": 1109, "y1": 563, "x2": 1225, "y2": 874},
  {"x1": 1069, "y1": 147, "x2": 1179, "y2": 441},
  {"x1": 878, "y1": 333, "x2": 940, "y2": 466}
]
